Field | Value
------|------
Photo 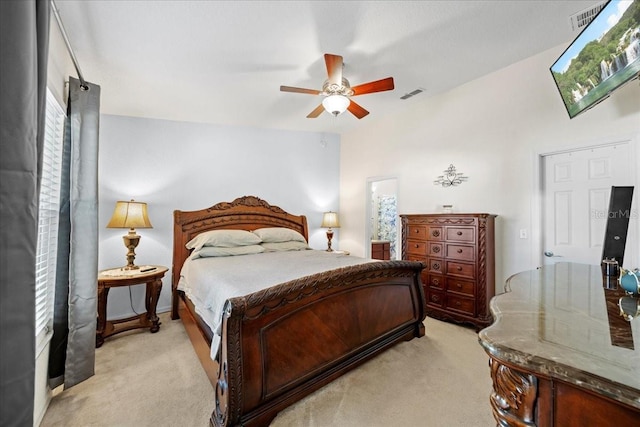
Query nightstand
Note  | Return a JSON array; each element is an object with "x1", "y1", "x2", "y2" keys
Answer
[{"x1": 96, "y1": 265, "x2": 168, "y2": 347}]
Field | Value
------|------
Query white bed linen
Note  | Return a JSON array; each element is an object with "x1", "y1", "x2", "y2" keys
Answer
[{"x1": 178, "y1": 250, "x2": 375, "y2": 360}]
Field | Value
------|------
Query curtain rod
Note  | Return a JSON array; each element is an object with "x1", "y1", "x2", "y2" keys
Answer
[{"x1": 50, "y1": 0, "x2": 88, "y2": 90}]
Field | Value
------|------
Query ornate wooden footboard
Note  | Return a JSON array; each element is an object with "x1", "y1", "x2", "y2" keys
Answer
[{"x1": 172, "y1": 196, "x2": 426, "y2": 426}]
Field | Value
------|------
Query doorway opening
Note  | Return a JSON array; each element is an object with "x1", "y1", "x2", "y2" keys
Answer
[{"x1": 366, "y1": 177, "x2": 398, "y2": 259}]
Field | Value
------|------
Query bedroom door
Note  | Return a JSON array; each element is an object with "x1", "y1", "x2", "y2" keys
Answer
[{"x1": 541, "y1": 142, "x2": 636, "y2": 266}]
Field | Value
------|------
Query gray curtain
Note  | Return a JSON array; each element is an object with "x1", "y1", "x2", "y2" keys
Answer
[
  {"x1": 0, "y1": 0, "x2": 50, "y2": 425},
  {"x1": 49, "y1": 77, "x2": 101, "y2": 389}
]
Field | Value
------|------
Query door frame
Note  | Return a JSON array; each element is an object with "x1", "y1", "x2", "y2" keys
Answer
[
  {"x1": 365, "y1": 175, "x2": 398, "y2": 259},
  {"x1": 531, "y1": 133, "x2": 639, "y2": 268}
]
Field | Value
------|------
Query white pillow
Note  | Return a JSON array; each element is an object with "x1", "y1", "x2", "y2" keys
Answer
[
  {"x1": 261, "y1": 241, "x2": 310, "y2": 252},
  {"x1": 252, "y1": 227, "x2": 306, "y2": 243},
  {"x1": 186, "y1": 229, "x2": 262, "y2": 251},
  {"x1": 190, "y1": 245, "x2": 265, "y2": 259}
]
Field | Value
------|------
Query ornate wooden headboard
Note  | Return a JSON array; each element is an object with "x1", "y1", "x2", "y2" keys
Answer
[{"x1": 171, "y1": 195, "x2": 309, "y2": 299}]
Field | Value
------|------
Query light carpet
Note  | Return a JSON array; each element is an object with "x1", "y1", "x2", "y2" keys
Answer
[{"x1": 41, "y1": 312, "x2": 495, "y2": 427}]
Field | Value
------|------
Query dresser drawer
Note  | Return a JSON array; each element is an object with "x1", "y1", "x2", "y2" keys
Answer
[
  {"x1": 371, "y1": 248, "x2": 386, "y2": 259},
  {"x1": 428, "y1": 242, "x2": 443, "y2": 257},
  {"x1": 426, "y1": 274, "x2": 444, "y2": 290},
  {"x1": 408, "y1": 225, "x2": 427, "y2": 240},
  {"x1": 406, "y1": 254, "x2": 424, "y2": 263},
  {"x1": 426, "y1": 289, "x2": 445, "y2": 308},
  {"x1": 428, "y1": 258, "x2": 444, "y2": 274},
  {"x1": 446, "y1": 227, "x2": 475, "y2": 242},
  {"x1": 445, "y1": 244, "x2": 475, "y2": 261},
  {"x1": 446, "y1": 260, "x2": 475, "y2": 279},
  {"x1": 371, "y1": 241, "x2": 390, "y2": 260},
  {"x1": 428, "y1": 226, "x2": 443, "y2": 241},
  {"x1": 419, "y1": 270, "x2": 429, "y2": 287},
  {"x1": 406, "y1": 240, "x2": 426, "y2": 256},
  {"x1": 446, "y1": 294, "x2": 475, "y2": 316},
  {"x1": 446, "y1": 278, "x2": 475, "y2": 296}
]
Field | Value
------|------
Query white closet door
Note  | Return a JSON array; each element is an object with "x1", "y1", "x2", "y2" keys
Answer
[{"x1": 542, "y1": 143, "x2": 635, "y2": 266}]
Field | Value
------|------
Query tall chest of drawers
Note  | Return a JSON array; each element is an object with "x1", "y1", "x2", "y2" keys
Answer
[{"x1": 401, "y1": 213, "x2": 497, "y2": 330}]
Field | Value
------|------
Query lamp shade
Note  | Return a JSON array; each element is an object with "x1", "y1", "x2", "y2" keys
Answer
[
  {"x1": 106, "y1": 200, "x2": 153, "y2": 229},
  {"x1": 322, "y1": 95, "x2": 350, "y2": 116},
  {"x1": 321, "y1": 211, "x2": 340, "y2": 229}
]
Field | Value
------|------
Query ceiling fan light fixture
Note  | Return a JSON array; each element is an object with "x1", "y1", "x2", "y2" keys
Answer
[
  {"x1": 322, "y1": 94, "x2": 350, "y2": 116},
  {"x1": 281, "y1": 53, "x2": 393, "y2": 119}
]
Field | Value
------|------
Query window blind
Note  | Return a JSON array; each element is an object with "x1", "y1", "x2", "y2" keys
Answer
[{"x1": 35, "y1": 89, "x2": 65, "y2": 352}]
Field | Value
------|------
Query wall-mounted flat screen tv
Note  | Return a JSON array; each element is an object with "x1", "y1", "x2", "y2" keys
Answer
[{"x1": 550, "y1": 0, "x2": 640, "y2": 119}]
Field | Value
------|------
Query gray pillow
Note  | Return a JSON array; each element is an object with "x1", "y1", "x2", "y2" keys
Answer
[
  {"x1": 252, "y1": 227, "x2": 306, "y2": 243},
  {"x1": 261, "y1": 241, "x2": 310, "y2": 252},
  {"x1": 190, "y1": 245, "x2": 265, "y2": 259},
  {"x1": 186, "y1": 229, "x2": 262, "y2": 251}
]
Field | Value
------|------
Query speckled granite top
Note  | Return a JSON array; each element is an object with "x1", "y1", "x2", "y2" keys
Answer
[{"x1": 479, "y1": 262, "x2": 640, "y2": 410}]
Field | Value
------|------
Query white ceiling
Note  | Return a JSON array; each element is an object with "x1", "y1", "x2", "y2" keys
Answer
[{"x1": 53, "y1": 0, "x2": 600, "y2": 135}]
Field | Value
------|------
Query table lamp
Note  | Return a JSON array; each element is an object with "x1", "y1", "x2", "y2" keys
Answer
[
  {"x1": 107, "y1": 199, "x2": 153, "y2": 270},
  {"x1": 321, "y1": 211, "x2": 340, "y2": 252}
]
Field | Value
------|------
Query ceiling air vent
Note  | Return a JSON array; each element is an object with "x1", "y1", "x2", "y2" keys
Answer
[
  {"x1": 569, "y1": 1, "x2": 607, "y2": 32},
  {"x1": 400, "y1": 89, "x2": 424, "y2": 100}
]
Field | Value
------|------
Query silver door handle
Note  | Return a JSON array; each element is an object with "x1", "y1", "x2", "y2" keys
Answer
[{"x1": 544, "y1": 251, "x2": 562, "y2": 258}]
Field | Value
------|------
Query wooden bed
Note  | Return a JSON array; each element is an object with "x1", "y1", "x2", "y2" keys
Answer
[{"x1": 171, "y1": 196, "x2": 426, "y2": 427}]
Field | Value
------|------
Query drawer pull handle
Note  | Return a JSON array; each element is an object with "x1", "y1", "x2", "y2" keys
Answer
[
  {"x1": 433, "y1": 246, "x2": 440, "y2": 253},
  {"x1": 415, "y1": 244, "x2": 419, "y2": 248},
  {"x1": 432, "y1": 230, "x2": 440, "y2": 237},
  {"x1": 456, "y1": 266, "x2": 462, "y2": 271},
  {"x1": 457, "y1": 249, "x2": 463, "y2": 253},
  {"x1": 415, "y1": 229, "x2": 420, "y2": 233},
  {"x1": 433, "y1": 279, "x2": 440, "y2": 285},
  {"x1": 457, "y1": 231, "x2": 463, "y2": 236},
  {"x1": 456, "y1": 283, "x2": 462, "y2": 288},
  {"x1": 455, "y1": 301, "x2": 461, "y2": 306}
]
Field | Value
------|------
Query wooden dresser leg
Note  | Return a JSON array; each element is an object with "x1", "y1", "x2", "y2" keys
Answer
[{"x1": 488, "y1": 357, "x2": 537, "y2": 427}]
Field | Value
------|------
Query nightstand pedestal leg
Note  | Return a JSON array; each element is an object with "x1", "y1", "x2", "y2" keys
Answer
[
  {"x1": 96, "y1": 285, "x2": 109, "y2": 348},
  {"x1": 146, "y1": 277, "x2": 162, "y2": 333}
]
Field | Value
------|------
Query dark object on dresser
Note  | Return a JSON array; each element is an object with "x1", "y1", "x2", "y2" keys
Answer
[
  {"x1": 601, "y1": 186, "x2": 634, "y2": 267},
  {"x1": 401, "y1": 213, "x2": 497, "y2": 330}
]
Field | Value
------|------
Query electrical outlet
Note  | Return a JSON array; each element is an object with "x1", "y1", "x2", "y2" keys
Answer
[{"x1": 519, "y1": 229, "x2": 528, "y2": 239}]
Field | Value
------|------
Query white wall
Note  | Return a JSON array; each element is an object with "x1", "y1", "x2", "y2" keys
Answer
[
  {"x1": 46, "y1": 14, "x2": 74, "y2": 109},
  {"x1": 98, "y1": 115, "x2": 340, "y2": 318},
  {"x1": 339, "y1": 43, "x2": 640, "y2": 291}
]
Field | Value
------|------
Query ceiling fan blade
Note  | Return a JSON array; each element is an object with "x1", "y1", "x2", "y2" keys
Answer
[
  {"x1": 324, "y1": 54, "x2": 343, "y2": 86},
  {"x1": 351, "y1": 77, "x2": 395, "y2": 96},
  {"x1": 307, "y1": 104, "x2": 325, "y2": 118},
  {"x1": 280, "y1": 85, "x2": 321, "y2": 95},
  {"x1": 347, "y1": 99, "x2": 370, "y2": 119}
]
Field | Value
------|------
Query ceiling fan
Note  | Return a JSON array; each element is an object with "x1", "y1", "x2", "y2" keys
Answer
[{"x1": 280, "y1": 53, "x2": 394, "y2": 119}]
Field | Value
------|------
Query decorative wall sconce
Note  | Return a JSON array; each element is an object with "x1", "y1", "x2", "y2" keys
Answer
[{"x1": 433, "y1": 164, "x2": 468, "y2": 187}]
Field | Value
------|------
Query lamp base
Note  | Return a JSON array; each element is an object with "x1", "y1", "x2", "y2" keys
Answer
[
  {"x1": 122, "y1": 230, "x2": 141, "y2": 270},
  {"x1": 326, "y1": 229, "x2": 334, "y2": 252}
]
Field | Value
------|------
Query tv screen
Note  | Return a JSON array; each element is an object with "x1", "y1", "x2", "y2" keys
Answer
[{"x1": 550, "y1": 0, "x2": 640, "y2": 119}]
